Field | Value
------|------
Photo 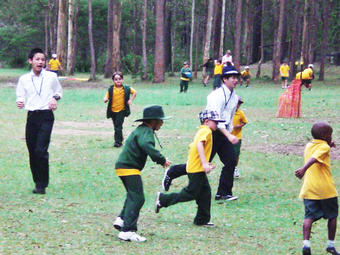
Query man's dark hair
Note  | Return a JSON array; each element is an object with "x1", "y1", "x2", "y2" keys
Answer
[
  {"x1": 28, "y1": 48, "x2": 45, "y2": 60},
  {"x1": 311, "y1": 122, "x2": 332, "y2": 140}
]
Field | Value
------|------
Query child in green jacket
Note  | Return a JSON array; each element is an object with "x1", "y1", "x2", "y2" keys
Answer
[
  {"x1": 113, "y1": 105, "x2": 171, "y2": 242},
  {"x1": 180, "y1": 61, "x2": 192, "y2": 93}
]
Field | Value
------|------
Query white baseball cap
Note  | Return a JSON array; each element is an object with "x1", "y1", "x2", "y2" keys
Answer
[
  {"x1": 308, "y1": 64, "x2": 314, "y2": 68},
  {"x1": 52, "y1": 54, "x2": 57, "y2": 58}
]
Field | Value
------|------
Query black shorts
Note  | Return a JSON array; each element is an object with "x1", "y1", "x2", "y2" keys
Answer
[
  {"x1": 304, "y1": 197, "x2": 338, "y2": 220},
  {"x1": 242, "y1": 76, "x2": 250, "y2": 81},
  {"x1": 281, "y1": 77, "x2": 288, "y2": 81}
]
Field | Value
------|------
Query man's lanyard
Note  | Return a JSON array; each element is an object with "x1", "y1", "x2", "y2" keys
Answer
[
  {"x1": 31, "y1": 76, "x2": 44, "y2": 97},
  {"x1": 222, "y1": 86, "x2": 233, "y2": 108}
]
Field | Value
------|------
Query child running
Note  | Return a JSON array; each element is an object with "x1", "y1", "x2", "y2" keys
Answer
[
  {"x1": 295, "y1": 122, "x2": 338, "y2": 255},
  {"x1": 104, "y1": 71, "x2": 137, "y2": 147},
  {"x1": 231, "y1": 96, "x2": 248, "y2": 178},
  {"x1": 113, "y1": 105, "x2": 171, "y2": 242},
  {"x1": 240, "y1": 66, "x2": 251, "y2": 87},
  {"x1": 155, "y1": 110, "x2": 223, "y2": 226}
]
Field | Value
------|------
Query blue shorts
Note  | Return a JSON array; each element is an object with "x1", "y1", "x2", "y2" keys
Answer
[{"x1": 304, "y1": 197, "x2": 338, "y2": 220}]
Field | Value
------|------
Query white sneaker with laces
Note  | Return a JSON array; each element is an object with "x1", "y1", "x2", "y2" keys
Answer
[
  {"x1": 113, "y1": 217, "x2": 124, "y2": 230},
  {"x1": 118, "y1": 231, "x2": 146, "y2": 242},
  {"x1": 234, "y1": 167, "x2": 240, "y2": 178}
]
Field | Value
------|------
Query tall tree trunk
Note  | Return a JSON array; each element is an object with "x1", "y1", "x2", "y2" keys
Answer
[
  {"x1": 212, "y1": 0, "x2": 221, "y2": 59},
  {"x1": 234, "y1": 0, "x2": 242, "y2": 70},
  {"x1": 272, "y1": 0, "x2": 286, "y2": 81},
  {"x1": 164, "y1": 2, "x2": 172, "y2": 71},
  {"x1": 256, "y1": 0, "x2": 265, "y2": 78},
  {"x1": 194, "y1": 13, "x2": 199, "y2": 79},
  {"x1": 88, "y1": 0, "x2": 96, "y2": 81},
  {"x1": 319, "y1": 0, "x2": 330, "y2": 81},
  {"x1": 56, "y1": 0, "x2": 67, "y2": 75},
  {"x1": 44, "y1": 8, "x2": 49, "y2": 55},
  {"x1": 202, "y1": 0, "x2": 214, "y2": 76},
  {"x1": 252, "y1": 0, "x2": 262, "y2": 63},
  {"x1": 301, "y1": 0, "x2": 309, "y2": 67},
  {"x1": 219, "y1": 0, "x2": 226, "y2": 57},
  {"x1": 67, "y1": 0, "x2": 79, "y2": 75},
  {"x1": 170, "y1": 0, "x2": 177, "y2": 75},
  {"x1": 104, "y1": 0, "x2": 113, "y2": 78},
  {"x1": 307, "y1": 0, "x2": 317, "y2": 63},
  {"x1": 141, "y1": 0, "x2": 148, "y2": 80},
  {"x1": 271, "y1": 0, "x2": 280, "y2": 79},
  {"x1": 189, "y1": 0, "x2": 195, "y2": 70},
  {"x1": 112, "y1": 0, "x2": 121, "y2": 72},
  {"x1": 243, "y1": 0, "x2": 253, "y2": 65},
  {"x1": 153, "y1": 0, "x2": 166, "y2": 83},
  {"x1": 48, "y1": 0, "x2": 55, "y2": 54},
  {"x1": 289, "y1": 0, "x2": 303, "y2": 79},
  {"x1": 133, "y1": 0, "x2": 139, "y2": 74}
]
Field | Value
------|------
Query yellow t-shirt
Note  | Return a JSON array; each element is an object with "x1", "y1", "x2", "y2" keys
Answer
[
  {"x1": 280, "y1": 64, "x2": 290, "y2": 77},
  {"x1": 299, "y1": 139, "x2": 337, "y2": 200},
  {"x1": 49, "y1": 59, "x2": 61, "y2": 71},
  {"x1": 241, "y1": 70, "x2": 251, "y2": 77},
  {"x1": 296, "y1": 72, "x2": 302, "y2": 80},
  {"x1": 186, "y1": 125, "x2": 212, "y2": 173},
  {"x1": 301, "y1": 67, "x2": 313, "y2": 80},
  {"x1": 214, "y1": 64, "x2": 223, "y2": 75},
  {"x1": 104, "y1": 85, "x2": 136, "y2": 112},
  {"x1": 231, "y1": 109, "x2": 248, "y2": 139}
]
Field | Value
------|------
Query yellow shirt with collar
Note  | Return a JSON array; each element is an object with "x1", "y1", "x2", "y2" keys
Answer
[
  {"x1": 49, "y1": 59, "x2": 61, "y2": 71},
  {"x1": 231, "y1": 109, "x2": 248, "y2": 139},
  {"x1": 280, "y1": 64, "x2": 290, "y2": 77},
  {"x1": 186, "y1": 125, "x2": 212, "y2": 173},
  {"x1": 302, "y1": 68, "x2": 313, "y2": 80},
  {"x1": 299, "y1": 139, "x2": 337, "y2": 200},
  {"x1": 104, "y1": 85, "x2": 136, "y2": 112},
  {"x1": 241, "y1": 70, "x2": 251, "y2": 77},
  {"x1": 214, "y1": 64, "x2": 223, "y2": 75}
]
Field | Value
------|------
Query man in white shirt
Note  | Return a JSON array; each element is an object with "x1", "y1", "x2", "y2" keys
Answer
[
  {"x1": 16, "y1": 48, "x2": 63, "y2": 194},
  {"x1": 162, "y1": 66, "x2": 241, "y2": 201},
  {"x1": 222, "y1": 50, "x2": 234, "y2": 67}
]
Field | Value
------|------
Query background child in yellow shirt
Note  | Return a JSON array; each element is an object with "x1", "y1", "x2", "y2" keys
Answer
[
  {"x1": 155, "y1": 110, "x2": 223, "y2": 226},
  {"x1": 104, "y1": 71, "x2": 137, "y2": 147},
  {"x1": 280, "y1": 60, "x2": 290, "y2": 89},
  {"x1": 295, "y1": 122, "x2": 338, "y2": 255},
  {"x1": 231, "y1": 96, "x2": 248, "y2": 178},
  {"x1": 213, "y1": 59, "x2": 223, "y2": 89},
  {"x1": 240, "y1": 66, "x2": 251, "y2": 87}
]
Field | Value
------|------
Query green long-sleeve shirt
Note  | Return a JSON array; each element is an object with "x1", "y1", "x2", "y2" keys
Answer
[{"x1": 115, "y1": 124, "x2": 166, "y2": 173}]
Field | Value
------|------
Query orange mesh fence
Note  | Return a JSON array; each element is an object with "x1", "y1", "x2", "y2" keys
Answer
[{"x1": 276, "y1": 79, "x2": 302, "y2": 118}]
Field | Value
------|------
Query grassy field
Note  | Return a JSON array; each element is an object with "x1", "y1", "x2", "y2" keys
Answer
[{"x1": 0, "y1": 66, "x2": 339, "y2": 254}]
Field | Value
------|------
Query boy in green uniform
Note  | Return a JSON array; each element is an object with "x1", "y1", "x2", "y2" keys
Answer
[
  {"x1": 295, "y1": 122, "x2": 338, "y2": 255},
  {"x1": 113, "y1": 105, "x2": 171, "y2": 242},
  {"x1": 180, "y1": 61, "x2": 192, "y2": 93},
  {"x1": 155, "y1": 110, "x2": 223, "y2": 226}
]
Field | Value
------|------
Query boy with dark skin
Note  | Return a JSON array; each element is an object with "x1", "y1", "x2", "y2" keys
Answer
[{"x1": 295, "y1": 122, "x2": 338, "y2": 255}]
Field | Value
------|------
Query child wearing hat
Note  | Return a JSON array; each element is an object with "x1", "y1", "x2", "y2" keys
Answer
[
  {"x1": 231, "y1": 96, "x2": 248, "y2": 178},
  {"x1": 48, "y1": 53, "x2": 62, "y2": 76},
  {"x1": 113, "y1": 105, "x2": 171, "y2": 242},
  {"x1": 240, "y1": 66, "x2": 251, "y2": 87},
  {"x1": 295, "y1": 122, "x2": 338, "y2": 255},
  {"x1": 155, "y1": 110, "x2": 224, "y2": 227},
  {"x1": 180, "y1": 61, "x2": 192, "y2": 93}
]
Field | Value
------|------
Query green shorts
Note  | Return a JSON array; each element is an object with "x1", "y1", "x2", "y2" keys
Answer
[
  {"x1": 304, "y1": 197, "x2": 338, "y2": 220},
  {"x1": 233, "y1": 140, "x2": 242, "y2": 158}
]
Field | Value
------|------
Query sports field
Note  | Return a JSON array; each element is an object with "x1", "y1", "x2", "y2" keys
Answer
[{"x1": 0, "y1": 66, "x2": 339, "y2": 254}]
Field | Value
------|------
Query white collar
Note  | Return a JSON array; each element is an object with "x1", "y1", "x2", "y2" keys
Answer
[{"x1": 30, "y1": 69, "x2": 45, "y2": 78}]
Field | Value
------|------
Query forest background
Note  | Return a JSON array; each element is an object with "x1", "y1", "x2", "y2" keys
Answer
[{"x1": 0, "y1": 0, "x2": 339, "y2": 82}]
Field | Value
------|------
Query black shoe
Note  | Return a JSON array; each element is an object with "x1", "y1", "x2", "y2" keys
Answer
[
  {"x1": 215, "y1": 195, "x2": 238, "y2": 201},
  {"x1": 326, "y1": 247, "x2": 340, "y2": 255},
  {"x1": 162, "y1": 168, "x2": 172, "y2": 191},
  {"x1": 114, "y1": 142, "x2": 122, "y2": 148},
  {"x1": 302, "y1": 246, "x2": 311, "y2": 255},
  {"x1": 32, "y1": 188, "x2": 46, "y2": 194},
  {"x1": 194, "y1": 222, "x2": 214, "y2": 227},
  {"x1": 155, "y1": 192, "x2": 162, "y2": 213}
]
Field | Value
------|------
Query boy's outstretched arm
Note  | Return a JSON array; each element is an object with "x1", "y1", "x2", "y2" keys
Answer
[
  {"x1": 197, "y1": 141, "x2": 215, "y2": 174},
  {"x1": 295, "y1": 157, "x2": 318, "y2": 179}
]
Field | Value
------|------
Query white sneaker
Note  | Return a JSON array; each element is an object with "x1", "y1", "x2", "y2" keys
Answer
[
  {"x1": 118, "y1": 231, "x2": 146, "y2": 242},
  {"x1": 113, "y1": 217, "x2": 124, "y2": 230},
  {"x1": 234, "y1": 167, "x2": 240, "y2": 178}
]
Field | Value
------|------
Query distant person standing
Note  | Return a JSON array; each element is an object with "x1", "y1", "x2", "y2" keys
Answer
[
  {"x1": 213, "y1": 59, "x2": 223, "y2": 89},
  {"x1": 16, "y1": 48, "x2": 63, "y2": 194},
  {"x1": 48, "y1": 54, "x2": 62, "y2": 76},
  {"x1": 280, "y1": 60, "x2": 290, "y2": 89},
  {"x1": 179, "y1": 61, "x2": 192, "y2": 93},
  {"x1": 202, "y1": 58, "x2": 215, "y2": 87},
  {"x1": 222, "y1": 50, "x2": 233, "y2": 66},
  {"x1": 240, "y1": 66, "x2": 251, "y2": 87}
]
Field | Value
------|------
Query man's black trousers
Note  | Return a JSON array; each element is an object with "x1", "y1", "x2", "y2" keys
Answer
[{"x1": 25, "y1": 110, "x2": 54, "y2": 189}]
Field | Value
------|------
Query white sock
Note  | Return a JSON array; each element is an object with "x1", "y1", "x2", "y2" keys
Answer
[
  {"x1": 327, "y1": 240, "x2": 335, "y2": 248},
  {"x1": 303, "y1": 240, "x2": 311, "y2": 247}
]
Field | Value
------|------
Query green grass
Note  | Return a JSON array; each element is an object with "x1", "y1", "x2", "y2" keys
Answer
[{"x1": 0, "y1": 67, "x2": 339, "y2": 254}]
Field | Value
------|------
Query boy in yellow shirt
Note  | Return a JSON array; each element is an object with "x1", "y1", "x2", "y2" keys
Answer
[
  {"x1": 48, "y1": 54, "x2": 62, "y2": 76},
  {"x1": 104, "y1": 72, "x2": 137, "y2": 147},
  {"x1": 213, "y1": 59, "x2": 223, "y2": 89},
  {"x1": 240, "y1": 66, "x2": 251, "y2": 87},
  {"x1": 295, "y1": 122, "x2": 338, "y2": 255},
  {"x1": 155, "y1": 110, "x2": 223, "y2": 226},
  {"x1": 231, "y1": 97, "x2": 248, "y2": 178},
  {"x1": 280, "y1": 60, "x2": 290, "y2": 89}
]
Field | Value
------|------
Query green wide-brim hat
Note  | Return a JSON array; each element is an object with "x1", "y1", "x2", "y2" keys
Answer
[{"x1": 135, "y1": 105, "x2": 172, "y2": 122}]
